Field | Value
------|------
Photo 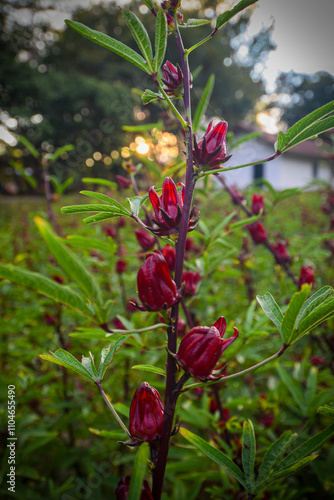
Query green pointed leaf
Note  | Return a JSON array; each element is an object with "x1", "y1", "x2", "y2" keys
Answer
[
  {"x1": 81, "y1": 354, "x2": 98, "y2": 381},
  {"x1": 256, "y1": 431, "x2": 294, "y2": 485},
  {"x1": 228, "y1": 213, "x2": 261, "y2": 232},
  {"x1": 216, "y1": 0, "x2": 259, "y2": 31},
  {"x1": 39, "y1": 349, "x2": 95, "y2": 382},
  {"x1": 180, "y1": 18, "x2": 212, "y2": 28},
  {"x1": 231, "y1": 131, "x2": 262, "y2": 150},
  {"x1": 9, "y1": 160, "x2": 38, "y2": 189},
  {"x1": 276, "y1": 423, "x2": 334, "y2": 471},
  {"x1": 297, "y1": 286, "x2": 333, "y2": 326},
  {"x1": 79, "y1": 190, "x2": 130, "y2": 213},
  {"x1": 89, "y1": 428, "x2": 127, "y2": 440},
  {"x1": 66, "y1": 235, "x2": 116, "y2": 254},
  {"x1": 128, "y1": 442, "x2": 150, "y2": 500},
  {"x1": 283, "y1": 116, "x2": 334, "y2": 152},
  {"x1": 317, "y1": 404, "x2": 334, "y2": 419},
  {"x1": 277, "y1": 100, "x2": 334, "y2": 152},
  {"x1": 277, "y1": 365, "x2": 306, "y2": 415},
  {"x1": 122, "y1": 10, "x2": 153, "y2": 71},
  {"x1": 49, "y1": 144, "x2": 75, "y2": 163},
  {"x1": 255, "y1": 456, "x2": 317, "y2": 493},
  {"x1": 296, "y1": 296, "x2": 334, "y2": 339},
  {"x1": 131, "y1": 365, "x2": 166, "y2": 376},
  {"x1": 281, "y1": 284, "x2": 311, "y2": 345},
  {"x1": 0, "y1": 264, "x2": 95, "y2": 320},
  {"x1": 83, "y1": 213, "x2": 124, "y2": 224},
  {"x1": 153, "y1": 11, "x2": 167, "y2": 73},
  {"x1": 97, "y1": 335, "x2": 131, "y2": 380},
  {"x1": 179, "y1": 428, "x2": 247, "y2": 489},
  {"x1": 193, "y1": 74, "x2": 215, "y2": 132},
  {"x1": 82, "y1": 177, "x2": 117, "y2": 189},
  {"x1": 256, "y1": 293, "x2": 283, "y2": 340},
  {"x1": 57, "y1": 177, "x2": 74, "y2": 196},
  {"x1": 34, "y1": 216, "x2": 103, "y2": 310},
  {"x1": 65, "y1": 20, "x2": 150, "y2": 73},
  {"x1": 61, "y1": 204, "x2": 126, "y2": 215},
  {"x1": 242, "y1": 420, "x2": 256, "y2": 493},
  {"x1": 18, "y1": 134, "x2": 40, "y2": 159},
  {"x1": 141, "y1": 0, "x2": 155, "y2": 11},
  {"x1": 305, "y1": 367, "x2": 317, "y2": 415},
  {"x1": 141, "y1": 89, "x2": 161, "y2": 105}
]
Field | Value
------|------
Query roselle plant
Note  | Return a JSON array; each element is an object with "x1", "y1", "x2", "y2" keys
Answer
[{"x1": 1, "y1": 1, "x2": 334, "y2": 499}]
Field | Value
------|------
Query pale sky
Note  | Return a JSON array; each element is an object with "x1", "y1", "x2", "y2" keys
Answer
[{"x1": 246, "y1": 0, "x2": 334, "y2": 90}]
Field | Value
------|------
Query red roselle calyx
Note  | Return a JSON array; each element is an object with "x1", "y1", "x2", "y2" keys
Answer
[
  {"x1": 162, "y1": 244, "x2": 176, "y2": 273},
  {"x1": 148, "y1": 177, "x2": 198, "y2": 236},
  {"x1": 162, "y1": 61, "x2": 183, "y2": 96},
  {"x1": 176, "y1": 317, "x2": 239, "y2": 380},
  {"x1": 299, "y1": 265, "x2": 314, "y2": 287},
  {"x1": 137, "y1": 252, "x2": 180, "y2": 311},
  {"x1": 251, "y1": 193, "x2": 265, "y2": 215},
  {"x1": 193, "y1": 120, "x2": 232, "y2": 170},
  {"x1": 246, "y1": 221, "x2": 268, "y2": 244},
  {"x1": 182, "y1": 270, "x2": 201, "y2": 296},
  {"x1": 116, "y1": 476, "x2": 154, "y2": 500},
  {"x1": 135, "y1": 228, "x2": 155, "y2": 251},
  {"x1": 116, "y1": 175, "x2": 131, "y2": 189},
  {"x1": 116, "y1": 258, "x2": 127, "y2": 274},
  {"x1": 271, "y1": 240, "x2": 291, "y2": 264},
  {"x1": 129, "y1": 382, "x2": 164, "y2": 442}
]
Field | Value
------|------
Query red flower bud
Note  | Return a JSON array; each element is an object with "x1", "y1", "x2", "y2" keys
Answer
[
  {"x1": 251, "y1": 193, "x2": 265, "y2": 215},
  {"x1": 135, "y1": 228, "x2": 155, "y2": 251},
  {"x1": 116, "y1": 258, "x2": 127, "y2": 274},
  {"x1": 309, "y1": 356, "x2": 325, "y2": 367},
  {"x1": 162, "y1": 61, "x2": 183, "y2": 95},
  {"x1": 246, "y1": 221, "x2": 268, "y2": 244},
  {"x1": 116, "y1": 476, "x2": 153, "y2": 500},
  {"x1": 129, "y1": 382, "x2": 164, "y2": 442},
  {"x1": 176, "y1": 317, "x2": 238, "y2": 380},
  {"x1": 53, "y1": 275, "x2": 64, "y2": 284},
  {"x1": 118, "y1": 217, "x2": 126, "y2": 228},
  {"x1": 271, "y1": 240, "x2": 291, "y2": 263},
  {"x1": 193, "y1": 120, "x2": 232, "y2": 170},
  {"x1": 44, "y1": 312, "x2": 55, "y2": 325},
  {"x1": 299, "y1": 265, "x2": 314, "y2": 287},
  {"x1": 182, "y1": 271, "x2": 201, "y2": 296},
  {"x1": 137, "y1": 252, "x2": 180, "y2": 311},
  {"x1": 103, "y1": 225, "x2": 116, "y2": 238},
  {"x1": 116, "y1": 175, "x2": 131, "y2": 189},
  {"x1": 112, "y1": 317, "x2": 126, "y2": 330},
  {"x1": 149, "y1": 177, "x2": 198, "y2": 236},
  {"x1": 161, "y1": 244, "x2": 176, "y2": 272}
]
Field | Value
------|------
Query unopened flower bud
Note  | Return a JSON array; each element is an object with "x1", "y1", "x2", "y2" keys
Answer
[
  {"x1": 246, "y1": 221, "x2": 268, "y2": 244},
  {"x1": 161, "y1": 244, "x2": 176, "y2": 272},
  {"x1": 116, "y1": 175, "x2": 131, "y2": 189},
  {"x1": 251, "y1": 194, "x2": 265, "y2": 215},
  {"x1": 129, "y1": 382, "x2": 164, "y2": 442},
  {"x1": 271, "y1": 240, "x2": 291, "y2": 263},
  {"x1": 176, "y1": 317, "x2": 238, "y2": 380},
  {"x1": 135, "y1": 228, "x2": 155, "y2": 251},
  {"x1": 116, "y1": 476, "x2": 153, "y2": 500},
  {"x1": 193, "y1": 120, "x2": 232, "y2": 170},
  {"x1": 116, "y1": 258, "x2": 127, "y2": 274},
  {"x1": 182, "y1": 271, "x2": 201, "y2": 296},
  {"x1": 299, "y1": 265, "x2": 314, "y2": 287},
  {"x1": 162, "y1": 61, "x2": 183, "y2": 96},
  {"x1": 137, "y1": 252, "x2": 180, "y2": 311}
]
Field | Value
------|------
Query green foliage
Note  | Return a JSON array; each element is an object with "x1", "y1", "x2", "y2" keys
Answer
[{"x1": 216, "y1": 0, "x2": 259, "y2": 31}]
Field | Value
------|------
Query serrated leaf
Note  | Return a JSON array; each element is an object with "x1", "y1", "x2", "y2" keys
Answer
[
  {"x1": 283, "y1": 116, "x2": 334, "y2": 152},
  {"x1": 0, "y1": 264, "x2": 95, "y2": 320},
  {"x1": 281, "y1": 284, "x2": 311, "y2": 345},
  {"x1": 18, "y1": 134, "x2": 39, "y2": 159},
  {"x1": 277, "y1": 365, "x2": 306, "y2": 415},
  {"x1": 39, "y1": 349, "x2": 95, "y2": 382},
  {"x1": 256, "y1": 293, "x2": 283, "y2": 340},
  {"x1": 317, "y1": 404, "x2": 334, "y2": 419},
  {"x1": 141, "y1": 89, "x2": 161, "y2": 105},
  {"x1": 131, "y1": 365, "x2": 166, "y2": 376},
  {"x1": 297, "y1": 286, "x2": 333, "y2": 326},
  {"x1": 97, "y1": 335, "x2": 131, "y2": 380},
  {"x1": 65, "y1": 20, "x2": 149, "y2": 73},
  {"x1": 256, "y1": 431, "x2": 294, "y2": 485},
  {"x1": 34, "y1": 216, "x2": 104, "y2": 311},
  {"x1": 296, "y1": 296, "x2": 334, "y2": 340},
  {"x1": 153, "y1": 11, "x2": 167, "y2": 73},
  {"x1": 277, "y1": 100, "x2": 334, "y2": 152},
  {"x1": 242, "y1": 420, "x2": 256, "y2": 492},
  {"x1": 255, "y1": 456, "x2": 317, "y2": 493},
  {"x1": 193, "y1": 74, "x2": 215, "y2": 132},
  {"x1": 122, "y1": 10, "x2": 153, "y2": 71},
  {"x1": 216, "y1": 0, "x2": 258, "y2": 30},
  {"x1": 180, "y1": 18, "x2": 212, "y2": 28},
  {"x1": 276, "y1": 423, "x2": 334, "y2": 471},
  {"x1": 79, "y1": 190, "x2": 130, "y2": 213},
  {"x1": 179, "y1": 428, "x2": 247, "y2": 489},
  {"x1": 128, "y1": 442, "x2": 150, "y2": 500}
]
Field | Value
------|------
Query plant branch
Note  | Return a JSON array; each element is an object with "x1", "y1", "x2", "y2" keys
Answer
[{"x1": 198, "y1": 151, "x2": 281, "y2": 178}]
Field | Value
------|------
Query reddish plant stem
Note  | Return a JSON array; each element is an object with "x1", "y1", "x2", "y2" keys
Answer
[
  {"x1": 218, "y1": 175, "x2": 300, "y2": 289},
  {"x1": 152, "y1": 18, "x2": 195, "y2": 500}
]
